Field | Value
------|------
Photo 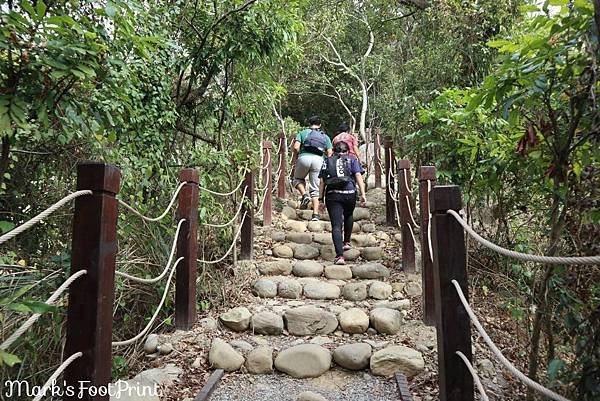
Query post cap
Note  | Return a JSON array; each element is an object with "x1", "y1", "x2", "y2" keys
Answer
[
  {"x1": 179, "y1": 168, "x2": 199, "y2": 184},
  {"x1": 76, "y1": 162, "x2": 121, "y2": 194},
  {"x1": 397, "y1": 159, "x2": 411, "y2": 170},
  {"x1": 418, "y1": 166, "x2": 436, "y2": 181},
  {"x1": 262, "y1": 140, "x2": 272, "y2": 149},
  {"x1": 383, "y1": 136, "x2": 393, "y2": 146}
]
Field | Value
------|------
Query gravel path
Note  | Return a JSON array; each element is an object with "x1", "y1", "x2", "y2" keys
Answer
[{"x1": 210, "y1": 370, "x2": 398, "y2": 401}]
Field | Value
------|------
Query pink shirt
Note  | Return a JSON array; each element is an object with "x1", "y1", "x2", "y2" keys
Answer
[{"x1": 332, "y1": 133, "x2": 359, "y2": 158}]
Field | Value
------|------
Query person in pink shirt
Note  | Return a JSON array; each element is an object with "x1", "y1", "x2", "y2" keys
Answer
[{"x1": 332, "y1": 122, "x2": 361, "y2": 160}]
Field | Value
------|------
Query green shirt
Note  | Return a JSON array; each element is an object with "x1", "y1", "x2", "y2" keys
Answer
[{"x1": 295, "y1": 128, "x2": 333, "y2": 157}]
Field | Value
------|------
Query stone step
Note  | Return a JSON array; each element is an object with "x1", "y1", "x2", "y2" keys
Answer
[
  {"x1": 208, "y1": 334, "x2": 426, "y2": 378},
  {"x1": 281, "y1": 206, "x2": 372, "y2": 222},
  {"x1": 272, "y1": 232, "x2": 382, "y2": 247},
  {"x1": 271, "y1": 242, "x2": 385, "y2": 261},
  {"x1": 257, "y1": 260, "x2": 392, "y2": 280},
  {"x1": 216, "y1": 302, "x2": 413, "y2": 339},
  {"x1": 282, "y1": 219, "x2": 382, "y2": 235},
  {"x1": 252, "y1": 275, "x2": 402, "y2": 302}
]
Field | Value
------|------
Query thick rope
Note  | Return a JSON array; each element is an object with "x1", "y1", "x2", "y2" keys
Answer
[
  {"x1": 456, "y1": 351, "x2": 489, "y2": 401},
  {"x1": 402, "y1": 169, "x2": 414, "y2": 194},
  {"x1": 260, "y1": 148, "x2": 272, "y2": 171},
  {"x1": 387, "y1": 165, "x2": 400, "y2": 202},
  {"x1": 451, "y1": 280, "x2": 571, "y2": 401},
  {"x1": 115, "y1": 220, "x2": 185, "y2": 283},
  {"x1": 199, "y1": 176, "x2": 245, "y2": 196},
  {"x1": 0, "y1": 190, "x2": 92, "y2": 245},
  {"x1": 118, "y1": 182, "x2": 186, "y2": 222},
  {"x1": 447, "y1": 210, "x2": 600, "y2": 265},
  {"x1": 197, "y1": 212, "x2": 247, "y2": 264},
  {"x1": 406, "y1": 195, "x2": 420, "y2": 227},
  {"x1": 256, "y1": 183, "x2": 270, "y2": 216},
  {"x1": 112, "y1": 257, "x2": 183, "y2": 347},
  {"x1": 32, "y1": 352, "x2": 83, "y2": 401},
  {"x1": 1, "y1": 270, "x2": 87, "y2": 350},
  {"x1": 203, "y1": 187, "x2": 247, "y2": 228},
  {"x1": 407, "y1": 222, "x2": 417, "y2": 245},
  {"x1": 427, "y1": 180, "x2": 434, "y2": 263}
]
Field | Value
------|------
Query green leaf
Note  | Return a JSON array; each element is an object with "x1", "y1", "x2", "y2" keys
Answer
[
  {"x1": 0, "y1": 350, "x2": 22, "y2": 367},
  {"x1": 36, "y1": 0, "x2": 47, "y2": 19},
  {"x1": 20, "y1": 0, "x2": 36, "y2": 19},
  {"x1": 0, "y1": 220, "x2": 15, "y2": 234},
  {"x1": 547, "y1": 358, "x2": 565, "y2": 380},
  {"x1": 105, "y1": 2, "x2": 117, "y2": 18}
]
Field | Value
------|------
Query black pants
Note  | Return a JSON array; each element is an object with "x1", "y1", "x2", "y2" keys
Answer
[{"x1": 325, "y1": 192, "x2": 356, "y2": 257}]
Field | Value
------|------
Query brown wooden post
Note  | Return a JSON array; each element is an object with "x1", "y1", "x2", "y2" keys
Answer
[
  {"x1": 262, "y1": 141, "x2": 273, "y2": 226},
  {"x1": 64, "y1": 162, "x2": 120, "y2": 401},
  {"x1": 277, "y1": 132, "x2": 287, "y2": 199},
  {"x1": 398, "y1": 160, "x2": 415, "y2": 272},
  {"x1": 384, "y1": 136, "x2": 397, "y2": 227},
  {"x1": 419, "y1": 166, "x2": 436, "y2": 326},
  {"x1": 374, "y1": 128, "x2": 382, "y2": 188},
  {"x1": 240, "y1": 170, "x2": 254, "y2": 259},
  {"x1": 175, "y1": 168, "x2": 199, "y2": 330},
  {"x1": 290, "y1": 137, "x2": 298, "y2": 195},
  {"x1": 431, "y1": 185, "x2": 473, "y2": 401}
]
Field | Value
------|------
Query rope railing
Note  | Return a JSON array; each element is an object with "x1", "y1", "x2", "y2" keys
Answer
[
  {"x1": 407, "y1": 222, "x2": 417, "y2": 245},
  {"x1": 427, "y1": 180, "x2": 434, "y2": 263},
  {"x1": 112, "y1": 257, "x2": 183, "y2": 347},
  {"x1": 405, "y1": 195, "x2": 420, "y2": 227},
  {"x1": 1, "y1": 270, "x2": 88, "y2": 350},
  {"x1": 118, "y1": 182, "x2": 186, "y2": 222},
  {"x1": 32, "y1": 352, "x2": 83, "y2": 401},
  {"x1": 197, "y1": 212, "x2": 247, "y2": 264},
  {"x1": 199, "y1": 175, "x2": 246, "y2": 197},
  {"x1": 256, "y1": 183, "x2": 270, "y2": 216},
  {"x1": 456, "y1": 351, "x2": 489, "y2": 401},
  {"x1": 202, "y1": 187, "x2": 247, "y2": 228},
  {"x1": 115, "y1": 220, "x2": 185, "y2": 283},
  {"x1": 0, "y1": 190, "x2": 92, "y2": 245},
  {"x1": 451, "y1": 280, "x2": 571, "y2": 401},
  {"x1": 402, "y1": 167, "x2": 415, "y2": 194},
  {"x1": 260, "y1": 147, "x2": 272, "y2": 171},
  {"x1": 447, "y1": 210, "x2": 600, "y2": 265}
]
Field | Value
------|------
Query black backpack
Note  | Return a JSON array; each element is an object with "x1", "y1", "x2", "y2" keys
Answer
[
  {"x1": 323, "y1": 155, "x2": 354, "y2": 189},
  {"x1": 302, "y1": 129, "x2": 328, "y2": 155}
]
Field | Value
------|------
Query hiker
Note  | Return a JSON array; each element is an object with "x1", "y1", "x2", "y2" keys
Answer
[
  {"x1": 318, "y1": 141, "x2": 367, "y2": 265},
  {"x1": 332, "y1": 122, "x2": 360, "y2": 160},
  {"x1": 292, "y1": 115, "x2": 333, "y2": 221}
]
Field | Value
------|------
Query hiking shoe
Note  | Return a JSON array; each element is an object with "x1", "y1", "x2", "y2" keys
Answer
[
  {"x1": 343, "y1": 242, "x2": 351, "y2": 251},
  {"x1": 334, "y1": 256, "x2": 346, "y2": 265},
  {"x1": 311, "y1": 214, "x2": 320, "y2": 221},
  {"x1": 300, "y1": 194, "x2": 310, "y2": 209}
]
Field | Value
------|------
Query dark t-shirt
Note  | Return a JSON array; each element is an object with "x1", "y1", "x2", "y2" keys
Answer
[{"x1": 319, "y1": 155, "x2": 364, "y2": 192}]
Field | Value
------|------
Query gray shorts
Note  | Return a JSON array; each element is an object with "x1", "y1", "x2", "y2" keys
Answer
[{"x1": 293, "y1": 154, "x2": 323, "y2": 198}]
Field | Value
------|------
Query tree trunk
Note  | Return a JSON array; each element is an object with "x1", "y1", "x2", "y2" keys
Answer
[
  {"x1": 526, "y1": 173, "x2": 567, "y2": 401},
  {"x1": 0, "y1": 136, "x2": 10, "y2": 189}
]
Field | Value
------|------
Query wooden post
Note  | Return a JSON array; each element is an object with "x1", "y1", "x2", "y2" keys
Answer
[
  {"x1": 431, "y1": 185, "x2": 473, "y2": 401},
  {"x1": 277, "y1": 132, "x2": 287, "y2": 199},
  {"x1": 419, "y1": 166, "x2": 436, "y2": 326},
  {"x1": 398, "y1": 160, "x2": 415, "y2": 272},
  {"x1": 240, "y1": 170, "x2": 254, "y2": 260},
  {"x1": 262, "y1": 141, "x2": 273, "y2": 226},
  {"x1": 175, "y1": 168, "x2": 199, "y2": 330},
  {"x1": 64, "y1": 162, "x2": 120, "y2": 401},
  {"x1": 384, "y1": 136, "x2": 397, "y2": 227},
  {"x1": 374, "y1": 128, "x2": 382, "y2": 188}
]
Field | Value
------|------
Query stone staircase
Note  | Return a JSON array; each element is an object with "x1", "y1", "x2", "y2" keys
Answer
[{"x1": 205, "y1": 188, "x2": 433, "y2": 391}]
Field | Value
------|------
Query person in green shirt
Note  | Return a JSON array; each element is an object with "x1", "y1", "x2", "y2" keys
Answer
[{"x1": 292, "y1": 116, "x2": 333, "y2": 220}]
